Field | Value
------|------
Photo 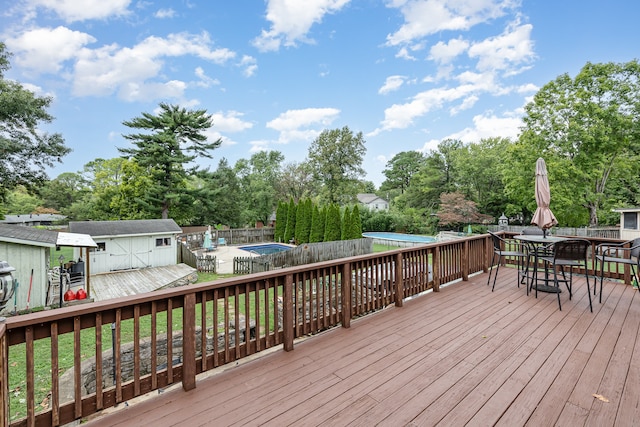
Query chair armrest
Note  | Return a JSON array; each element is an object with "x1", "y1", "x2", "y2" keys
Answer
[{"x1": 596, "y1": 243, "x2": 640, "y2": 258}]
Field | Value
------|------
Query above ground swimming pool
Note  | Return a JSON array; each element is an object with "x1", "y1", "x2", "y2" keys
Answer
[
  {"x1": 239, "y1": 243, "x2": 292, "y2": 255},
  {"x1": 362, "y1": 232, "x2": 436, "y2": 244}
]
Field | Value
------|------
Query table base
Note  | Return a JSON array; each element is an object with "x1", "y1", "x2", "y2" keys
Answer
[{"x1": 533, "y1": 284, "x2": 561, "y2": 293}]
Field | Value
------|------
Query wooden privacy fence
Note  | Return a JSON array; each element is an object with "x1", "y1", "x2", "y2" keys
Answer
[
  {"x1": 180, "y1": 228, "x2": 275, "y2": 250},
  {"x1": 242, "y1": 239, "x2": 373, "y2": 272},
  {"x1": 0, "y1": 233, "x2": 633, "y2": 427}
]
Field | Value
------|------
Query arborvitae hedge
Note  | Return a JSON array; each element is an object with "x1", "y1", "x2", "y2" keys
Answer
[
  {"x1": 283, "y1": 197, "x2": 296, "y2": 243},
  {"x1": 341, "y1": 206, "x2": 351, "y2": 240},
  {"x1": 324, "y1": 204, "x2": 342, "y2": 242},
  {"x1": 350, "y1": 204, "x2": 363, "y2": 239},
  {"x1": 274, "y1": 201, "x2": 286, "y2": 242}
]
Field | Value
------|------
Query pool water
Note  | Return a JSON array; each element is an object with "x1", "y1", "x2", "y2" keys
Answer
[
  {"x1": 239, "y1": 243, "x2": 292, "y2": 255},
  {"x1": 362, "y1": 232, "x2": 436, "y2": 243}
]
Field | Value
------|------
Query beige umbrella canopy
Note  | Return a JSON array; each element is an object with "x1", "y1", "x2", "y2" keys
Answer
[{"x1": 531, "y1": 157, "x2": 558, "y2": 236}]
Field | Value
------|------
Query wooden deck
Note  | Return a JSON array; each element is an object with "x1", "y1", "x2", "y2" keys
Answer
[
  {"x1": 84, "y1": 268, "x2": 640, "y2": 426},
  {"x1": 89, "y1": 264, "x2": 197, "y2": 301}
]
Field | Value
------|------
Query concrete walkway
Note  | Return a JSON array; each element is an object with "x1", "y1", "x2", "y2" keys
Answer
[{"x1": 196, "y1": 244, "x2": 256, "y2": 274}]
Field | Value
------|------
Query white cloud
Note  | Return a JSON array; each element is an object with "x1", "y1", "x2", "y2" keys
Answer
[
  {"x1": 238, "y1": 55, "x2": 258, "y2": 77},
  {"x1": 71, "y1": 32, "x2": 235, "y2": 99},
  {"x1": 119, "y1": 80, "x2": 187, "y2": 102},
  {"x1": 5, "y1": 26, "x2": 95, "y2": 73},
  {"x1": 386, "y1": 0, "x2": 513, "y2": 46},
  {"x1": 266, "y1": 107, "x2": 340, "y2": 143},
  {"x1": 468, "y1": 21, "x2": 535, "y2": 72},
  {"x1": 210, "y1": 111, "x2": 253, "y2": 133},
  {"x1": 155, "y1": 8, "x2": 176, "y2": 19},
  {"x1": 379, "y1": 75, "x2": 406, "y2": 94},
  {"x1": 252, "y1": 0, "x2": 351, "y2": 52},
  {"x1": 194, "y1": 67, "x2": 220, "y2": 88},
  {"x1": 249, "y1": 140, "x2": 271, "y2": 153},
  {"x1": 429, "y1": 37, "x2": 469, "y2": 64},
  {"x1": 28, "y1": 0, "x2": 132, "y2": 22},
  {"x1": 373, "y1": 84, "x2": 477, "y2": 133},
  {"x1": 450, "y1": 95, "x2": 478, "y2": 115},
  {"x1": 445, "y1": 111, "x2": 523, "y2": 143}
]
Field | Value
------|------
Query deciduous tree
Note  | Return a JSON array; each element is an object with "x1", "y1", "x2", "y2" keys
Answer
[
  {"x1": 308, "y1": 126, "x2": 366, "y2": 204},
  {"x1": 0, "y1": 43, "x2": 70, "y2": 203},
  {"x1": 506, "y1": 60, "x2": 640, "y2": 226}
]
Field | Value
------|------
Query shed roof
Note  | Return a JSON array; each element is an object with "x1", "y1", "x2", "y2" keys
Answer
[
  {"x1": 0, "y1": 224, "x2": 57, "y2": 247},
  {"x1": 68, "y1": 219, "x2": 182, "y2": 237},
  {"x1": 0, "y1": 224, "x2": 97, "y2": 248}
]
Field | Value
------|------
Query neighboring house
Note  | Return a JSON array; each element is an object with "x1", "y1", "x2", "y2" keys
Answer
[
  {"x1": 0, "y1": 224, "x2": 96, "y2": 314},
  {"x1": 613, "y1": 208, "x2": 640, "y2": 240},
  {"x1": 357, "y1": 193, "x2": 389, "y2": 211},
  {"x1": 0, "y1": 213, "x2": 66, "y2": 226},
  {"x1": 69, "y1": 219, "x2": 182, "y2": 274}
]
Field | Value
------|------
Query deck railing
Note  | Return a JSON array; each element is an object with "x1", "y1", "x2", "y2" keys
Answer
[{"x1": 0, "y1": 233, "x2": 632, "y2": 426}]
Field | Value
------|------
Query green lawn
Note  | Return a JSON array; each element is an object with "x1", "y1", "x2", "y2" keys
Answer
[{"x1": 8, "y1": 245, "x2": 395, "y2": 419}]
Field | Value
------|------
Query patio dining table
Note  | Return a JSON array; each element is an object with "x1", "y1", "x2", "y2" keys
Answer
[{"x1": 514, "y1": 234, "x2": 568, "y2": 293}]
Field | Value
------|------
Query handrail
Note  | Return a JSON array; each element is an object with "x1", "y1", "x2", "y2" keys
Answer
[{"x1": 0, "y1": 233, "x2": 628, "y2": 426}]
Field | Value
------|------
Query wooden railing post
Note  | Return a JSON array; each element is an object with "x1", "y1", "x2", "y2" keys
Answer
[
  {"x1": 395, "y1": 252, "x2": 403, "y2": 307},
  {"x1": 182, "y1": 293, "x2": 196, "y2": 391},
  {"x1": 341, "y1": 263, "x2": 352, "y2": 328},
  {"x1": 462, "y1": 240, "x2": 469, "y2": 281},
  {"x1": 283, "y1": 274, "x2": 294, "y2": 351},
  {"x1": 433, "y1": 247, "x2": 440, "y2": 292}
]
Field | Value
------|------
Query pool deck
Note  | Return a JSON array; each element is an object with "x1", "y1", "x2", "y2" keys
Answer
[{"x1": 198, "y1": 243, "x2": 295, "y2": 275}]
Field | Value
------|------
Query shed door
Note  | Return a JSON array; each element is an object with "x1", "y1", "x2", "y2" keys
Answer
[
  {"x1": 131, "y1": 238, "x2": 151, "y2": 269},
  {"x1": 110, "y1": 239, "x2": 131, "y2": 271}
]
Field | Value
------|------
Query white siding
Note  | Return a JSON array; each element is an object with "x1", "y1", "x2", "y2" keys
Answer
[
  {"x1": 87, "y1": 235, "x2": 177, "y2": 274},
  {"x1": 0, "y1": 242, "x2": 50, "y2": 314}
]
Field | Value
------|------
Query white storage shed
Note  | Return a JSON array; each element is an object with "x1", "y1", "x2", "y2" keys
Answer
[{"x1": 69, "y1": 219, "x2": 182, "y2": 274}]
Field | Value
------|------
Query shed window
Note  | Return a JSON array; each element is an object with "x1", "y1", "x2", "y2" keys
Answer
[
  {"x1": 90, "y1": 242, "x2": 106, "y2": 252},
  {"x1": 623, "y1": 212, "x2": 638, "y2": 230},
  {"x1": 156, "y1": 238, "x2": 171, "y2": 247}
]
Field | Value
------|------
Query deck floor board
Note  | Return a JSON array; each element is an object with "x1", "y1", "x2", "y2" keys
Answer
[{"x1": 84, "y1": 268, "x2": 640, "y2": 427}]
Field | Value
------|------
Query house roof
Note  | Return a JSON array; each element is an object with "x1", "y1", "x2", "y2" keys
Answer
[
  {"x1": 0, "y1": 224, "x2": 58, "y2": 247},
  {"x1": 356, "y1": 193, "x2": 387, "y2": 204},
  {"x1": 68, "y1": 219, "x2": 182, "y2": 237},
  {"x1": 613, "y1": 207, "x2": 640, "y2": 213},
  {"x1": 0, "y1": 213, "x2": 66, "y2": 224}
]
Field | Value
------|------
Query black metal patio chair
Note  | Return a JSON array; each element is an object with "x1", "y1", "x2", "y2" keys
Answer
[
  {"x1": 538, "y1": 239, "x2": 592, "y2": 312},
  {"x1": 594, "y1": 237, "x2": 640, "y2": 303},
  {"x1": 487, "y1": 231, "x2": 528, "y2": 292}
]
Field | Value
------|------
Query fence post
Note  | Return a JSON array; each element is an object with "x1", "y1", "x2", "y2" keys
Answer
[
  {"x1": 182, "y1": 293, "x2": 196, "y2": 391},
  {"x1": 341, "y1": 262, "x2": 352, "y2": 328},
  {"x1": 395, "y1": 252, "x2": 404, "y2": 307},
  {"x1": 283, "y1": 274, "x2": 294, "y2": 351}
]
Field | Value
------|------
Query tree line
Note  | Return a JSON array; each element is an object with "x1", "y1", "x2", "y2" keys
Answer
[{"x1": 2, "y1": 39, "x2": 640, "y2": 233}]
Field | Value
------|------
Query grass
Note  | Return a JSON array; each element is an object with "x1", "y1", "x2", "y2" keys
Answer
[
  {"x1": 7, "y1": 244, "x2": 398, "y2": 418},
  {"x1": 7, "y1": 269, "x2": 278, "y2": 420}
]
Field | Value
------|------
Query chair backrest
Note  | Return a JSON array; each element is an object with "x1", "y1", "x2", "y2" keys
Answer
[
  {"x1": 522, "y1": 227, "x2": 543, "y2": 236},
  {"x1": 629, "y1": 238, "x2": 640, "y2": 259},
  {"x1": 488, "y1": 231, "x2": 503, "y2": 250},
  {"x1": 553, "y1": 239, "x2": 589, "y2": 261}
]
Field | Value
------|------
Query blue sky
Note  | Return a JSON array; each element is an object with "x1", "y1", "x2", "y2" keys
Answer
[{"x1": 2, "y1": 0, "x2": 638, "y2": 187}]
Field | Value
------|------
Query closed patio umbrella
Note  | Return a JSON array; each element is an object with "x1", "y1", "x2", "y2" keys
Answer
[{"x1": 531, "y1": 157, "x2": 558, "y2": 237}]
